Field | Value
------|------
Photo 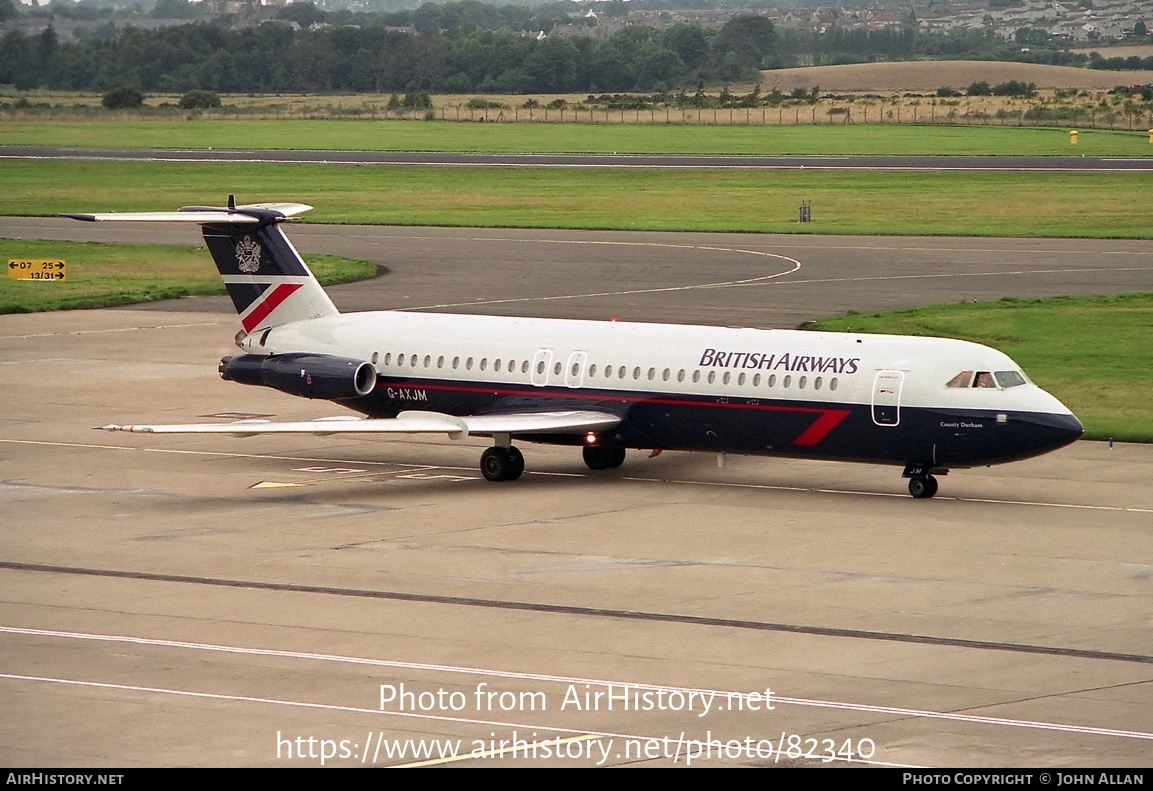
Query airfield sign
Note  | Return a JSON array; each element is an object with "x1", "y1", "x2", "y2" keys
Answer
[{"x1": 7, "y1": 260, "x2": 66, "y2": 281}]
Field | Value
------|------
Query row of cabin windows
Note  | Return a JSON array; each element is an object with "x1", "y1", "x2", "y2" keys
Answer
[
  {"x1": 368, "y1": 351, "x2": 838, "y2": 393},
  {"x1": 586, "y1": 363, "x2": 838, "y2": 392},
  {"x1": 373, "y1": 351, "x2": 531, "y2": 374}
]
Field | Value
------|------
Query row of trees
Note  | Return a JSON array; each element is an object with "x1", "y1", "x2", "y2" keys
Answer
[
  {"x1": 0, "y1": 0, "x2": 1136, "y2": 97},
  {"x1": 0, "y1": 15, "x2": 778, "y2": 94}
]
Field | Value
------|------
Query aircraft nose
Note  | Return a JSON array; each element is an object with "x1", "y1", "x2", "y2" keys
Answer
[{"x1": 1028, "y1": 411, "x2": 1084, "y2": 453}]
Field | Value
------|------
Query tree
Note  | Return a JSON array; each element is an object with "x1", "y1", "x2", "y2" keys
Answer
[
  {"x1": 714, "y1": 15, "x2": 778, "y2": 72},
  {"x1": 102, "y1": 85, "x2": 144, "y2": 109},
  {"x1": 179, "y1": 89, "x2": 220, "y2": 109},
  {"x1": 0, "y1": 0, "x2": 18, "y2": 23}
]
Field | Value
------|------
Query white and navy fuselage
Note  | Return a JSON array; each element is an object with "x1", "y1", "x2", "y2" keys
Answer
[
  {"x1": 66, "y1": 201, "x2": 1083, "y2": 494},
  {"x1": 247, "y1": 310, "x2": 1083, "y2": 469}
]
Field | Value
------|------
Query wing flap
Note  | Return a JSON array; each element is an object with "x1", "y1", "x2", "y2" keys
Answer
[{"x1": 99, "y1": 410, "x2": 620, "y2": 440}]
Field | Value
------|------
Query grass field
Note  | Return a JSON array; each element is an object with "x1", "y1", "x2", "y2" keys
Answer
[
  {"x1": 809, "y1": 293, "x2": 1153, "y2": 442},
  {"x1": 1, "y1": 119, "x2": 1150, "y2": 156},
  {"x1": 5, "y1": 160, "x2": 1150, "y2": 238},
  {"x1": 0, "y1": 238, "x2": 376, "y2": 313}
]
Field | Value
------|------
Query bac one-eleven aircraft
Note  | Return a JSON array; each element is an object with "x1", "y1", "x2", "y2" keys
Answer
[{"x1": 66, "y1": 199, "x2": 1083, "y2": 498}]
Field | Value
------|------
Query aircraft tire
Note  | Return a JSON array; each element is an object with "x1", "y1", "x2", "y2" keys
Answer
[
  {"x1": 908, "y1": 475, "x2": 938, "y2": 499},
  {"x1": 583, "y1": 445, "x2": 626, "y2": 470},
  {"x1": 481, "y1": 447, "x2": 516, "y2": 482},
  {"x1": 507, "y1": 446, "x2": 525, "y2": 480}
]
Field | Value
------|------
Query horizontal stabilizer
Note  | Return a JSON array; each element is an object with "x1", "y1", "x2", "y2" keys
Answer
[
  {"x1": 61, "y1": 203, "x2": 312, "y2": 224},
  {"x1": 98, "y1": 410, "x2": 620, "y2": 440}
]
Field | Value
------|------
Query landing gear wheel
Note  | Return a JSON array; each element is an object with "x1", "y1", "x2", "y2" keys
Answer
[
  {"x1": 481, "y1": 446, "x2": 523, "y2": 482},
  {"x1": 506, "y1": 446, "x2": 525, "y2": 480},
  {"x1": 908, "y1": 475, "x2": 939, "y2": 499},
  {"x1": 583, "y1": 445, "x2": 626, "y2": 470}
]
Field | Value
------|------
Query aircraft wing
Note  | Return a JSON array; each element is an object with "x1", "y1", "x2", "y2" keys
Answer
[{"x1": 99, "y1": 410, "x2": 621, "y2": 440}]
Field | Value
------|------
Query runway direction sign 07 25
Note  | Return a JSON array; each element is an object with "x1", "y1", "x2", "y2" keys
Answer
[{"x1": 8, "y1": 259, "x2": 66, "y2": 281}]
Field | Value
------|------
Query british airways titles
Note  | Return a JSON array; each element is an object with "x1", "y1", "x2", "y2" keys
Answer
[{"x1": 698, "y1": 348, "x2": 861, "y2": 375}]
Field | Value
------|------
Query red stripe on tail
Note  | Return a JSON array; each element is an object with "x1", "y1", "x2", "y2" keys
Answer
[{"x1": 241, "y1": 283, "x2": 303, "y2": 333}]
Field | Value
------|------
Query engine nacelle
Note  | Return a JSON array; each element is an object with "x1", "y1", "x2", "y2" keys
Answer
[{"x1": 219, "y1": 354, "x2": 377, "y2": 400}]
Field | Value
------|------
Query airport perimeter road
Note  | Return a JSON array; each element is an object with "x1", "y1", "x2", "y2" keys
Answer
[
  {"x1": 0, "y1": 225, "x2": 1150, "y2": 767},
  {"x1": 1, "y1": 219, "x2": 1151, "y2": 328}
]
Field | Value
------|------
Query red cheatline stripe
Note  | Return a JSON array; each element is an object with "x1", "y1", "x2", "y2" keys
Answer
[
  {"x1": 241, "y1": 283, "x2": 302, "y2": 333},
  {"x1": 792, "y1": 409, "x2": 852, "y2": 446},
  {"x1": 385, "y1": 380, "x2": 853, "y2": 447}
]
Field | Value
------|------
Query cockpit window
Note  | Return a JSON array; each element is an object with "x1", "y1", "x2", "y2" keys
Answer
[
  {"x1": 995, "y1": 370, "x2": 1027, "y2": 388},
  {"x1": 947, "y1": 370, "x2": 1017, "y2": 389}
]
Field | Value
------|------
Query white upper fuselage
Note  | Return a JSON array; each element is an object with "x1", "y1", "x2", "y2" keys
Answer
[{"x1": 244, "y1": 310, "x2": 1075, "y2": 419}]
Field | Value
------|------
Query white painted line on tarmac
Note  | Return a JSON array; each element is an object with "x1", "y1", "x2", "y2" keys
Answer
[{"x1": 3, "y1": 626, "x2": 1150, "y2": 743}]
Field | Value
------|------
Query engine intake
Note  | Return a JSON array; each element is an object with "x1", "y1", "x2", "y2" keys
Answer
[{"x1": 219, "y1": 354, "x2": 376, "y2": 400}]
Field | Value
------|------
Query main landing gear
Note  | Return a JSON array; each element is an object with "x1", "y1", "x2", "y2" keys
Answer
[
  {"x1": 478, "y1": 442, "x2": 627, "y2": 481},
  {"x1": 903, "y1": 463, "x2": 946, "y2": 499},
  {"x1": 480, "y1": 445, "x2": 524, "y2": 482},
  {"x1": 583, "y1": 445, "x2": 626, "y2": 471}
]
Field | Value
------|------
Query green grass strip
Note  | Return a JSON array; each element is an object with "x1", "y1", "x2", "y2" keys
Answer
[
  {"x1": 0, "y1": 238, "x2": 376, "y2": 313},
  {"x1": 809, "y1": 293, "x2": 1153, "y2": 442},
  {"x1": 2, "y1": 119, "x2": 1151, "y2": 156},
  {"x1": 4, "y1": 161, "x2": 1152, "y2": 238}
]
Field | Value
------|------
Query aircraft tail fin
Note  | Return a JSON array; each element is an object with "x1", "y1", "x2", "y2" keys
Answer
[{"x1": 63, "y1": 197, "x2": 339, "y2": 333}]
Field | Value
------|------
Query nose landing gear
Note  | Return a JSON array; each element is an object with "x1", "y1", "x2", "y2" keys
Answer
[
  {"x1": 903, "y1": 463, "x2": 947, "y2": 499},
  {"x1": 907, "y1": 475, "x2": 939, "y2": 499}
]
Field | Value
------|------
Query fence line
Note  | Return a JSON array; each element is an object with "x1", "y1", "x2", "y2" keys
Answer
[{"x1": 3, "y1": 105, "x2": 1151, "y2": 131}]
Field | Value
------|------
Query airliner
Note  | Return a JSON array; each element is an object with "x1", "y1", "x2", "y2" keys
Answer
[{"x1": 65, "y1": 199, "x2": 1083, "y2": 498}]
